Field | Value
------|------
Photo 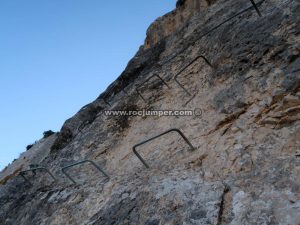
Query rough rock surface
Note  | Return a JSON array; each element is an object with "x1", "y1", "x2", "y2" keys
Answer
[
  {"x1": 1, "y1": 0, "x2": 300, "y2": 224},
  {"x1": 144, "y1": 0, "x2": 217, "y2": 49}
]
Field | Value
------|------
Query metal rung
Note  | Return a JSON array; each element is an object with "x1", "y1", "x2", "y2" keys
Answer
[
  {"x1": 103, "y1": 98, "x2": 112, "y2": 107},
  {"x1": 103, "y1": 89, "x2": 129, "y2": 107},
  {"x1": 19, "y1": 167, "x2": 57, "y2": 186},
  {"x1": 136, "y1": 74, "x2": 170, "y2": 102},
  {"x1": 132, "y1": 128, "x2": 195, "y2": 168},
  {"x1": 250, "y1": 0, "x2": 262, "y2": 17},
  {"x1": 174, "y1": 55, "x2": 213, "y2": 97},
  {"x1": 61, "y1": 160, "x2": 109, "y2": 185},
  {"x1": 78, "y1": 120, "x2": 91, "y2": 133}
]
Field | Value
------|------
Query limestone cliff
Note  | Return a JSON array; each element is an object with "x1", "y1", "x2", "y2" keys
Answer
[
  {"x1": 1, "y1": 0, "x2": 300, "y2": 224},
  {"x1": 144, "y1": 0, "x2": 217, "y2": 49}
]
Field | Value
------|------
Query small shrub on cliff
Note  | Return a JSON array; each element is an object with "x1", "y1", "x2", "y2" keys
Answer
[
  {"x1": 114, "y1": 103, "x2": 139, "y2": 132},
  {"x1": 26, "y1": 144, "x2": 34, "y2": 151},
  {"x1": 43, "y1": 130, "x2": 55, "y2": 138},
  {"x1": 50, "y1": 128, "x2": 73, "y2": 154},
  {"x1": 176, "y1": 0, "x2": 185, "y2": 7}
]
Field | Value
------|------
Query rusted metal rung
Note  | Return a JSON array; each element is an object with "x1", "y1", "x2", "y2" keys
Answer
[
  {"x1": 132, "y1": 128, "x2": 195, "y2": 168},
  {"x1": 136, "y1": 74, "x2": 170, "y2": 102},
  {"x1": 19, "y1": 167, "x2": 57, "y2": 186},
  {"x1": 174, "y1": 55, "x2": 213, "y2": 97},
  {"x1": 61, "y1": 160, "x2": 109, "y2": 185}
]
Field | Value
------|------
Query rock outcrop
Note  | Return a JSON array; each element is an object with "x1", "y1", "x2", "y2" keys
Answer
[
  {"x1": 144, "y1": 0, "x2": 217, "y2": 49},
  {"x1": 1, "y1": 0, "x2": 300, "y2": 224}
]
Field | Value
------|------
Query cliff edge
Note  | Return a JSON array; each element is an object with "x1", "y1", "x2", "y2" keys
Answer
[{"x1": 1, "y1": 0, "x2": 300, "y2": 224}]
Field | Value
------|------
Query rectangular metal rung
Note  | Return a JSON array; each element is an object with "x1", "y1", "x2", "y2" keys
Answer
[
  {"x1": 174, "y1": 55, "x2": 213, "y2": 97},
  {"x1": 19, "y1": 167, "x2": 57, "y2": 187},
  {"x1": 132, "y1": 128, "x2": 195, "y2": 168},
  {"x1": 61, "y1": 160, "x2": 109, "y2": 185},
  {"x1": 136, "y1": 74, "x2": 170, "y2": 103}
]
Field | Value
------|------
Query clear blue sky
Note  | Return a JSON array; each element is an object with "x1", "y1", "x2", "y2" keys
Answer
[{"x1": 0, "y1": 0, "x2": 176, "y2": 170}]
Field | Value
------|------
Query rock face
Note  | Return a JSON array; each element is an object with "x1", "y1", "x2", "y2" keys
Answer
[
  {"x1": 144, "y1": 0, "x2": 216, "y2": 49},
  {"x1": 1, "y1": 0, "x2": 300, "y2": 224}
]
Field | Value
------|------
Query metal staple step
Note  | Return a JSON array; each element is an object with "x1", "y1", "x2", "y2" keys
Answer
[
  {"x1": 132, "y1": 128, "x2": 195, "y2": 168},
  {"x1": 19, "y1": 167, "x2": 57, "y2": 186},
  {"x1": 61, "y1": 160, "x2": 110, "y2": 185},
  {"x1": 136, "y1": 74, "x2": 171, "y2": 102}
]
